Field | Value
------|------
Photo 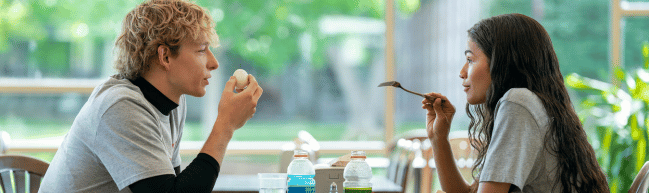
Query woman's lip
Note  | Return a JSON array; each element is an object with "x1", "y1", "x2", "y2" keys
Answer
[{"x1": 464, "y1": 87, "x2": 469, "y2": 92}]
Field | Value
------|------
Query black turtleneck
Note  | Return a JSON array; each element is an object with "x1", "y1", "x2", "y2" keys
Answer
[
  {"x1": 130, "y1": 77, "x2": 178, "y2": 116},
  {"x1": 128, "y1": 77, "x2": 220, "y2": 193}
]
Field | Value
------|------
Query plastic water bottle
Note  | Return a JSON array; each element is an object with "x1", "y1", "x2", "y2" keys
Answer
[
  {"x1": 287, "y1": 150, "x2": 315, "y2": 193},
  {"x1": 343, "y1": 151, "x2": 372, "y2": 193}
]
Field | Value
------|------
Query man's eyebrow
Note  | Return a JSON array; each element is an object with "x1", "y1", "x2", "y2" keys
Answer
[{"x1": 464, "y1": 50, "x2": 472, "y2": 55}]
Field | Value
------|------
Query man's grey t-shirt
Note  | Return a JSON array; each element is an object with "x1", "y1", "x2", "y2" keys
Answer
[
  {"x1": 479, "y1": 88, "x2": 562, "y2": 192},
  {"x1": 40, "y1": 77, "x2": 185, "y2": 192}
]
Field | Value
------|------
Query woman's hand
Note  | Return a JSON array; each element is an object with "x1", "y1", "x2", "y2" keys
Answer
[{"x1": 422, "y1": 93, "x2": 456, "y2": 142}]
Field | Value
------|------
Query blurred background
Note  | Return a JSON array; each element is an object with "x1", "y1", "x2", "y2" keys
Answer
[{"x1": 2, "y1": 0, "x2": 649, "y2": 192}]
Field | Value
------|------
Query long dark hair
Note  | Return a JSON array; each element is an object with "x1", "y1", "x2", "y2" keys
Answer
[{"x1": 465, "y1": 13, "x2": 609, "y2": 193}]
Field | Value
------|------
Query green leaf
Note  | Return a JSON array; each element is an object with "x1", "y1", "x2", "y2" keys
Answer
[
  {"x1": 637, "y1": 138, "x2": 646, "y2": 172},
  {"x1": 397, "y1": 0, "x2": 420, "y2": 15},
  {"x1": 566, "y1": 73, "x2": 591, "y2": 89},
  {"x1": 631, "y1": 115, "x2": 641, "y2": 140},
  {"x1": 614, "y1": 67, "x2": 625, "y2": 81}
]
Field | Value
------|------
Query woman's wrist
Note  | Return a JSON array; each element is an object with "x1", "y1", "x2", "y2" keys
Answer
[{"x1": 429, "y1": 134, "x2": 449, "y2": 145}]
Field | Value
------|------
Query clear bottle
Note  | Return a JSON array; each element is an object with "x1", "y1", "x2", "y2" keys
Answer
[
  {"x1": 287, "y1": 150, "x2": 316, "y2": 193},
  {"x1": 343, "y1": 151, "x2": 372, "y2": 193}
]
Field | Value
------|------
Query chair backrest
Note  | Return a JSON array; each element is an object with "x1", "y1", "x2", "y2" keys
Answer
[
  {"x1": 0, "y1": 131, "x2": 10, "y2": 154},
  {"x1": 629, "y1": 161, "x2": 649, "y2": 193},
  {"x1": 386, "y1": 139, "x2": 405, "y2": 182},
  {"x1": 386, "y1": 138, "x2": 413, "y2": 192},
  {"x1": 0, "y1": 154, "x2": 49, "y2": 193}
]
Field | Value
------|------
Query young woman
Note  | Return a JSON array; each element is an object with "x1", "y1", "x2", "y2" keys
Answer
[{"x1": 422, "y1": 13, "x2": 610, "y2": 193}]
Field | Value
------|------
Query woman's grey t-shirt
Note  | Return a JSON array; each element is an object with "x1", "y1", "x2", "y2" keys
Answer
[
  {"x1": 479, "y1": 88, "x2": 561, "y2": 192},
  {"x1": 39, "y1": 77, "x2": 185, "y2": 192}
]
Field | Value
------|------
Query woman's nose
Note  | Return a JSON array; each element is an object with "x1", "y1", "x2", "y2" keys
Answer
[{"x1": 459, "y1": 64, "x2": 467, "y2": 79}]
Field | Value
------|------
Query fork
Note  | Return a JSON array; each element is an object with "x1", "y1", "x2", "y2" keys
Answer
[{"x1": 378, "y1": 81, "x2": 441, "y2": 102}]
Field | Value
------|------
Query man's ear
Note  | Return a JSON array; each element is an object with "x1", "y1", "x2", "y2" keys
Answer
[{"x1": 157, "y1": 45, "x2": 171, "y2": 70}]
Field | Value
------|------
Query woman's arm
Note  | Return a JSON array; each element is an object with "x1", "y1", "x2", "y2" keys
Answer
[
  {"x1": 431, "y1": 137, "x2": 472, "y2": 193},
  {"x1": 477, "y1": 182, "x2": 511, "y2": 193},
  {"x1": 423, "y1": 93, "x2": 471, "y2": 193}
]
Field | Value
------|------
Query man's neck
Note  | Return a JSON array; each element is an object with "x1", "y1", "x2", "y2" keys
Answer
[{"x1": 142, "y1": 70, "x2": 181, "y2": 104}]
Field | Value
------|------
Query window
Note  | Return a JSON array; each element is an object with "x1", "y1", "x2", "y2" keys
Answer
[{"x1": 0, "y1": 0, "x2": 390, "y2": 163}]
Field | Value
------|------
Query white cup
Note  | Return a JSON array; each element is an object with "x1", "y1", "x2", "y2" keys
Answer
[{"x1": 258, "y1": 173, "x2": 288, "y2": 193}]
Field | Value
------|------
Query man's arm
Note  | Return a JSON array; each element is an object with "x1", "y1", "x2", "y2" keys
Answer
[
  {"x1": 198, "y1": 121, "x2": 233, "y2": 165},
  {"x1": 129, "y1": 153, "x2": 220, "y2": 193},
  {"x1": 130, "y1": 75, "x2": 262, "y2": 193}
]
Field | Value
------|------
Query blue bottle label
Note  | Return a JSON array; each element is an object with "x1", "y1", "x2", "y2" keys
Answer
[
  {"x1": 287, "y1": 175, "x2": 315, "y2": 193},
  {"x1": 288, "y1": 186, "x2": 315, "y2": 193},
  {"x1": 287, "y1": 175, "x2": 315, "y2": 186}
]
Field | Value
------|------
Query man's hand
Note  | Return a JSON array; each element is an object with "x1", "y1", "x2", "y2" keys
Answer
[
  {"x1": 216, "y1": 75, "x2": 263, "y2": 131},
  {"x1": 201, "y1": 74, "x2": 263, "y2": 164}
]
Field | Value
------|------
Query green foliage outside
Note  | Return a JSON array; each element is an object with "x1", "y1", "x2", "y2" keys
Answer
[
  {"x1": 566, "y1": 42, "x2": 649, "y2": 193},
  {"x1": 488, "y1": 0, "x2": 610, "y2": 80},
  {"x1": 0, "y1": 0, "x2": 419, "y2": 77}
]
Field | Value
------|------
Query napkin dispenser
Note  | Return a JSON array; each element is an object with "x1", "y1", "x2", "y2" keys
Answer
[
  {"x1": 314, "y1": 153, "x2": 351, "y2": 192},
  {"x1": 315, "y1": 167, "x2": 344, "y2": 192}
]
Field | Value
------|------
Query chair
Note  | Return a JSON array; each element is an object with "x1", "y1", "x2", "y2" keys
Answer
[
  {"x1": 399, "y1": 129, "x2": 477, "y2": 192},
  {"x1": 629, "y1": 161, "x2": 649, "y2": 193},
  {"x1": 0, "y1": 131, "x2": 11, "y2": 154},
  {"x1": 448, "y1": 132, "x2": 476, "y2": 183},
  {"x1": 386, "y1": 138, "x2": 414, "y2": 192},
  {"x1": 0, "y1": 154, "x2": 49, "y2": 193}
]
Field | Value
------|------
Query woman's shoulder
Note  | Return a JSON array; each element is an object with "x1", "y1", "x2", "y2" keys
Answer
[
  {"x1": 497, "y1": 88, "x2": 549, "y2": 126},
  {"x1": 499, "y1": 88, "x2": 543, "y2": 109}
]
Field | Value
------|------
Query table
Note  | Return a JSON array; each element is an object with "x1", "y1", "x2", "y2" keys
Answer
[{"x1": 212, "y1": 174, "x2": 402, "y2": 193}]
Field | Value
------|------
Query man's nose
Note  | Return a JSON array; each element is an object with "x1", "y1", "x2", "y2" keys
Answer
[{"x1": 207, "y1": 50, "x2": 219, "y2": 71}]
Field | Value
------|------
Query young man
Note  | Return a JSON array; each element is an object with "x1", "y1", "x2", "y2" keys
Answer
[{"x1": 39, "y1": 0, "x2": 263, "y2": 192}]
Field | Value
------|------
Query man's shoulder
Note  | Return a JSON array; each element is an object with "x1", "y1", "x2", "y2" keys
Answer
[
  {"x1": 89, "y1": 76, "x2": 153, "y2": 113},
  {"x1": 96, "y1": 76, "x2": 144, "y2": 101}
]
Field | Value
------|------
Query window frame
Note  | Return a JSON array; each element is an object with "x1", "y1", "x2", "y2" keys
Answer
[{"x1": 610, "y1": 0, "x2": 649, "y2": 85}]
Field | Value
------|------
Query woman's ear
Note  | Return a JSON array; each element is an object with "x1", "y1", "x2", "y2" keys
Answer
[{"x1": 157, "y1": 45, "x2": 171, "y2": 70}]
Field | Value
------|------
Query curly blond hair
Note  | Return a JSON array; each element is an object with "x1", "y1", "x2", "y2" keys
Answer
[{"x1": 114, "y1": 0, "x2": 217, "y2": 80}]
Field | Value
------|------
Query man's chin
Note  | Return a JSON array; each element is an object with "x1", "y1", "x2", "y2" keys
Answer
[{"x1": 187, "y1": 90, "x2": 206, "y2": 97}]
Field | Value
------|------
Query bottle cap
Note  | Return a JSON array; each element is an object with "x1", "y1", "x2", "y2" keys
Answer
[
  {"x1": 293, "y1": 150, "x2": 308, "y2": 157},
  {"x1": 330, "y1": 182, "x2": 338, "y2": 192},
  {"x1": 350, "y1": 150, "x2": 366, "y2": 159}
]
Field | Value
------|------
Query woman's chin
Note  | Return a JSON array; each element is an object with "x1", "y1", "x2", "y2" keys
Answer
[{"x1": 466, "y1": 95, "x2": 486, "y2": 105}]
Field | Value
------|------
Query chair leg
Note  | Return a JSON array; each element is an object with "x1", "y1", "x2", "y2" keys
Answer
[
  {"x1": 1, "y1": 171, "x2": 15, "y2": 193},
  {"x1": 13, "y1": 170, "x2": 26, "y2": 193},
  {"x1": 29, "y1": 172, "x2": 42, "y2": 193}
]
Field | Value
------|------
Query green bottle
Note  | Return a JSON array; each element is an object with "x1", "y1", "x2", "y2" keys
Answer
[
  {"x1": 343, "y1": 187, "x2": 372, "y2": 193},
  {"x1": 343, "y1": 151, "x2": 372, "y2": 193}
]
